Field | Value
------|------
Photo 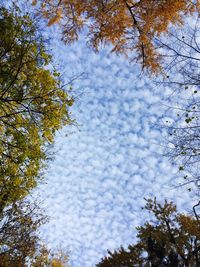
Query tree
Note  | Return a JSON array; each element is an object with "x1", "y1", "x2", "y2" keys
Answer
[
  {"x1": 160, "y1": 16, "x2": 200, "y2": 189},
  {"x1": 0, "y1": 199, "x2": 71, "y2": 267},
  {"x1": 0, "y1": 199, "x2": 46, "y2": 266},
  {"x1": 34, "y1": 0, "x2": 198, "y2": 73},
  {"x1": 96, "y1": 198, "x2": 200, "y2": 267},
  {"x1": 0, "y1": 5, "x2": 74, "y2": 210}
]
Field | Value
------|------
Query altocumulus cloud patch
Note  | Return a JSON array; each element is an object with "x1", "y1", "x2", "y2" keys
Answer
[{"x1": 37, "y1": 26, "x2": 193, "y2": 267}]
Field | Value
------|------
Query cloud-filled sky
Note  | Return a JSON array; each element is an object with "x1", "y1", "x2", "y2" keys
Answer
[{"x1": 36, "y1": 26, "x2": 195, "y2": 267}]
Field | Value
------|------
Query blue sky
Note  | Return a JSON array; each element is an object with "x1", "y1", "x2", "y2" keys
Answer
[{"x1": 35, "y1": 24, "x2": 195, "y2": 267}]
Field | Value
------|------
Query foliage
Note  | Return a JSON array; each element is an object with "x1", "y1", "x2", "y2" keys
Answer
[
  {"x1": 0, "y1": 5, "x2": 74, "y2": 210},
  {"x1": 0, "y1": 199, "x2": 47, "y2": 266},
  {"x1": 0, "y1": 199, "x2": 71, "y2": 267},
  {"x1": 96, "y1": 198, "x2": 200, "y2": 267},
  {"x1": 32, "y1": 247, "x2": 71, "y2": 267},
  {"x1": 34, "y1": 0, "x2": 198, "y2": 73}
]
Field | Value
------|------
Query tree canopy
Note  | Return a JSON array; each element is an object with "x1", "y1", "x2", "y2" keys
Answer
[
  {"x1": 0, "y1": 198, "x2": 71, "y2": 267},
  {"x1": 0, "y1": 4, "x2": 74, "y2": 266},
  {"x1": 0, "y1": 5, "x2": 74, "y2": 210},
  {"x1": 97, "y1": 198, "x2": 200, "y2": 267},
  {"x1": 0, "y1": 199, "x2": 46, "y2": 266},
  {"x1": 35, "y1": 0, "x2": 199, "y2": 73}
]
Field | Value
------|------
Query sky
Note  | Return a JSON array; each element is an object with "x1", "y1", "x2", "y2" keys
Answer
[{"x1": 35, "y1": 24, "x2": 196, "y2": 267}]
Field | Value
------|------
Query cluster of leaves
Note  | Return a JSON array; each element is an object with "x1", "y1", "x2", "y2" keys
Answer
[
  {"x1": 0, "y1": 200, "x2": 46, "y2": 266},
  {"x1": 97, "y1": 198, "x2": 200, "y2": 267},
  {"x1": 0, "y1": 199, "x2": 71, "y2": 267},
  {"x1": 0, "y1": 5, "x2": 74, "y2": 210},
  {"x1": 34, "y1": 0, "x2": 198, "y2": 73},
  {"x1": 32, "y1": 247, "x2": 71, "y2": 267}
]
